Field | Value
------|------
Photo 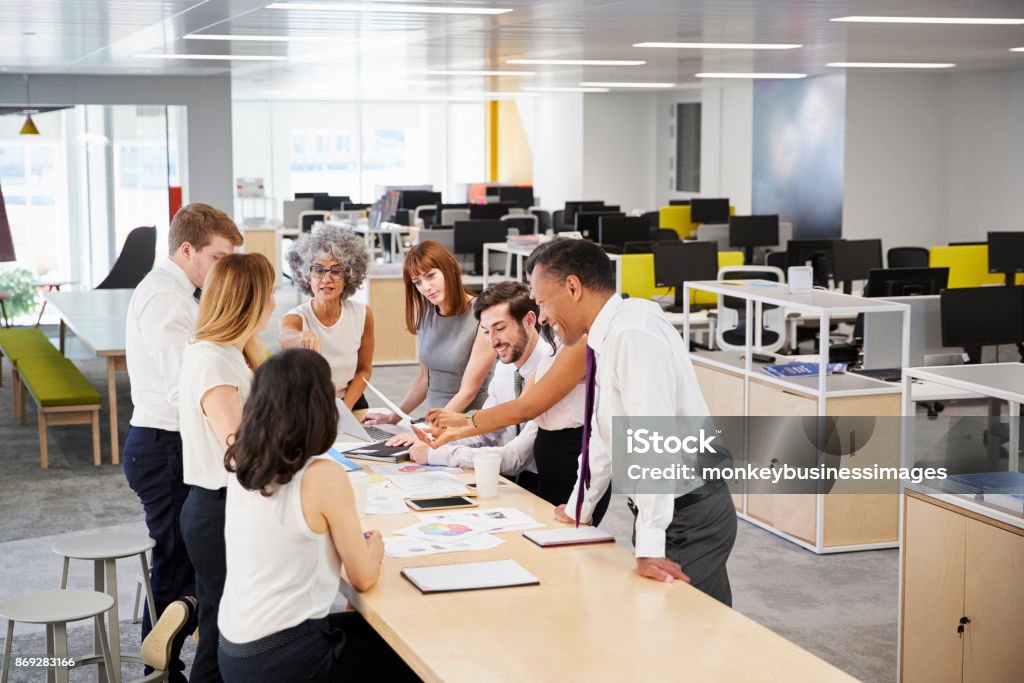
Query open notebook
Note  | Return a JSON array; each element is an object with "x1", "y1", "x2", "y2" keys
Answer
[{"x1": 401, "y1": 559, "x2": 539, "y2": 594}]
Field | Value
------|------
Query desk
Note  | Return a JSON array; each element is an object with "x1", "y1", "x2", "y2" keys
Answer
[
  {"x1": 44, "y1": 289, "x2": 131, "y2": 465},
  {"x1": 328, "y1": 220, "x2": 422, "y2": 263},
  {"x1": 482, "y1": 242, "x2": 623, "y2": 294},
  {"x1": 342, "y1": 468, "x2": 853, "y2": 682},
  {"x1": 32, "y1": 280, "x2": 75, "y2": 327}
]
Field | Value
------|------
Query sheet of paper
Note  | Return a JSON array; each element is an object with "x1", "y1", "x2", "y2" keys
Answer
[
  {"x1": 372, "y1": 463, "x2": 462, "y2": 477},
  {"x1": 386, "y1": 472, "x2": 468, "y2": 498},
  {"x1": 401, "y1": 559, "x2": 539, "y2": 593},
  {"x1": 365, "y1": 483, "x2": 409, "y2": 515},
  {"x1": 383, "y1": 533, "x2": 503, "y2": 559},
  {"x1": 362, "y1": 376, "x2": 416, "y2": 424},
  {"x1": 394, "y1": 516, "x2": 497, "y2": 544},
  {"x1": 415, "y1": 508, "x2": 543, "y2": 533}
]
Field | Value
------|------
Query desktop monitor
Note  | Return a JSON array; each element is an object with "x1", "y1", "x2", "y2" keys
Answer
[
  {"x1": 987, "y1": 231, "x2": 1024, "y2": 283},
  {"x1": 491, "y1": 186, "x2": 535, "y2": 209},
  {"x1": 690, "y1": 198, "x2": 730, "y2": 224},
  {"x1": 941, "y1": 285, "x2": 1024, "y2": 364},
  {"x1": 598, "y1": 216, "x2": 650, "y2": 250},
  {"x1": 669, "y1": 200, "x2": 691, "y2": 206},
  {"x1": 295, "y1": 192, "x2": 327, "y2": 199},
  {"x1": 728, "y1": 214, "x2": 780, "y2": 263},
  {"x1": 313, "y1": 195, "x2": 351, "y2": 211},
  {"x1": 398, "y1": 190, "x2": 442, "y2": 210},
  {"x1": 642, "y1": 211, "x2": 661, "y2": 228},
  {"x1": 564, "y1": 201, "x2": 605, "y2": 226},
  {"x1": 832, "y1": 238, "x2": 884, "y2": 293},
  {"x1": 864, "y1": 267, "x2": 949, "y2": 298},
  {"x1": 283, "y1": 198, "x2": 314, "y2": 228},
  {"x1": 469, "y1": 203, "x2": 514, "y2": 220},
  {"x1": 341, "y1": 203, "x2": 371, "y2": 211},
  {"x1": 786, "y1": 239, "x2": 843, "y2": 288},
  {"x1": 653, "y1": 240, "x2": 719, "y2": 312},
  {"x1": 575, "y1": 211, "x2": 624, "y2": 240},
  {"x1": 863, "y1": 295, "x2": 958, "y2": 369},
  {"x1": 453, "y1": 220, "x2": 509, "y2": 275}
]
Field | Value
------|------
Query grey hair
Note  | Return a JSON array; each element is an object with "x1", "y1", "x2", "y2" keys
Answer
[{"x1": 286, "y1": 226, "x2": 369, "y2": 299}]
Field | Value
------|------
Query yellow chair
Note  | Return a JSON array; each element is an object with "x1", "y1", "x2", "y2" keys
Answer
[
  {"x1": 658, "y1": 205, "x2": 736, "y2": 240},
  {"x1": 928, "y1": 245, "x2": 1024, "y2": 288}
]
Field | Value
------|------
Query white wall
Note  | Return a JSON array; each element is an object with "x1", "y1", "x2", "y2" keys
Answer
[
  {"x1": 0, "y1": 74, "x2": 233, "y2": 212},
  {"x1": 520, "y1": 93, "x2": 584, "y2": 211},
  {"x1": 581, "y1": 92, "x2": 657, "y2": 212}
]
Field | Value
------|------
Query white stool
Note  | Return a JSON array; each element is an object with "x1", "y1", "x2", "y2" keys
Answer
[
  {"x1": 52, "y1": 533, "x2": 157, "y2": 683},
  {"x1": 0, "y1": 589, "x2": 116, "y2": 683}
]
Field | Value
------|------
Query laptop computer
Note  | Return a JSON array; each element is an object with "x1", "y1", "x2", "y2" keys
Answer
[{"x1": 335, "y1": 398, "x2": 411, "y2": 463}]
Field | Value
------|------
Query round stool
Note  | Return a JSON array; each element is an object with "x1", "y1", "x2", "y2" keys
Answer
[
  {"x1": 0, "y1": 589, "x2": 115, "y2": 683},
  {"x1": 52, "y1": 533, "x2": 157, "y2": 683}
]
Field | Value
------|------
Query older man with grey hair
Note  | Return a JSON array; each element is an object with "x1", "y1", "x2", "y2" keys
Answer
[{"x1": 280, "y1": 226, "x2": 374, "y2": 410}]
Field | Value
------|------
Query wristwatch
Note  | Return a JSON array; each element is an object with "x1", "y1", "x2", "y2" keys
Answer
[{"x1": 465, "y1": 410, "x2": 478, "y2": 428}]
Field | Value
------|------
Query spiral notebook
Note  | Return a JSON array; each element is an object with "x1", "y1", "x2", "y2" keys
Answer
[{"x1": 400, "y1": 559, "x2": 539, "y2": 594}]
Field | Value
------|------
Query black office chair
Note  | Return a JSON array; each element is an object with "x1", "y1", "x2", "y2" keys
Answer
[
  {"x1": 530, "y1": 209, "x2": 552, "y2": 234},
  {"x1": 650, "y1": 228, "x2": 678, "y2": 242},
  {"x1": 552, "y1": 210, "x2": 566, "y2": 231},
  {"x1": 766, "y1": 251, "x2": 788, "y2": 271},
  {"x1": 887, "y1": 246, "x2": 929, "y2": 268},
  {"x1": 642, "y1": 211, "x2": 660, "y2": 228},
  {"x1": 623, "y1": 241, "x2": 654, "y2": 254},
  {"x1": 96, "y1": 226, "x2": 156, "y2": 289}
]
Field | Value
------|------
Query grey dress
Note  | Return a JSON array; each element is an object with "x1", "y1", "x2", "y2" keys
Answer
[{"x1": 417, "y1": 300, "x2": 494, "y2": 410}]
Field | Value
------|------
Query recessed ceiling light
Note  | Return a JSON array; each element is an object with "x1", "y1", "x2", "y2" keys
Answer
[
  {"x1": 267, "y1": 2, "x2": 513, "y2": 15},
  {"x1": 831, "y1": 16, "x2": 1024, "y2": 25},
  {"x1": 695, "y1": 72, "x2": 807, "y2": 79},
  {"x1": 827, "y1": 62, "x2": 955, "y2": 69},
  {"x1": 579, "y1": 81, "x2": 675, "y2": 88},
  {"x1": 1011, "y1": 47, "x2": 1024, "y2": 52},
  {"x1": 134, "y1": 53, "x2": 287, "y2": 61},
  {"x1": 507, "y1": 59, "x2": 646, "y2": 66},
  {"x1": 524, "y1": 86, "x2": 611, "y2": 93},
  {"x1": 633, "y1": 42, "x2": 802, "y2": 50},
  {"x1": 184, "y1": 33, "x2": 335, "y2": 43},
  {"x1": 426, "y1": 69, "x2": 535, "y2": 77}
]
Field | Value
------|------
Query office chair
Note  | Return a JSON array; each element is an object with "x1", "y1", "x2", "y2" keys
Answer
[
  {"x1": 623, "y1": 241, "x2": 654, "y2": 254},
  {"x1": 96, "y1": 226, "x2": 157, "y2": 289},
  {"x1": 413, "y1": 204, "x2": 437, "y2": 226},
  {"x1": 642, "y1": 211, "x2": 660, "y2": 228},
  {"x1": 650, "y1": 228, "x2": 678, "y2": 242},
  {"x1": 552, "y1": 210, "x2": 566, "y2": 231},
  {"x1": 501, "y1": 214, "x2": 538, "y2": 234},
  {"x1": 530, "y1": 209, "x2": 552, "y2": 234},
  {"x1": 766, "y1": 251, "x2": 788, "y2": 271},
  {"x1": 887, "y1": 246, "x2": 929, "y2": 269},
  {"x1": 298, "y1": 211, "x2": 330, "y2": 233},
  {"x1": 715, "y1": 265, "x2": 787, "y2": 354}
]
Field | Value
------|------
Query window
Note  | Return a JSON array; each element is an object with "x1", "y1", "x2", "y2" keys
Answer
[{"x1": 675, "y1": 102, "x2": 701, "y2": 192}]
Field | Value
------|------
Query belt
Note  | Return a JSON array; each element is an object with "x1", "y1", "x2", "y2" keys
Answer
[
  {"x1": 219, "y1": 618, "x2": 319, "y2": 658},
  {"x1": 627, "y1": 480, "x2": 726, "y2": 515}
]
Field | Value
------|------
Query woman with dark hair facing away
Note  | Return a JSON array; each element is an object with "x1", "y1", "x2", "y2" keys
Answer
[
  {"x1": 218, "y1": 348, "x2": 416, "y2": 682},
  {"x1": 364, "y1": 240, "x2": 494, "y2": 426}
]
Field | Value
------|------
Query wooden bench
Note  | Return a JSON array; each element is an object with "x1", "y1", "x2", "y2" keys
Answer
[
  {"x1": 15, "y1": 356, "x2": 102, "y2": 468},
  {"x1": 0, "y1": 328, "x2": 63, "y2": 418}
]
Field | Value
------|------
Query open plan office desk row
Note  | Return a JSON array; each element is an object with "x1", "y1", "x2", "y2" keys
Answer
[
  {"x1": 340, "y1": 465, "x2": 853, "y2": 682},
  {"x1": 482, "y1": 242, "x2": 623, "y2": 294}
]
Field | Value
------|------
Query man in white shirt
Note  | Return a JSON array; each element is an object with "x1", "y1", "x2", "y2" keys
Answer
[
  {"x1": 412, "y1": 282, "x2": 544, "y2": 489},
  {"x1": 123, "y1": 203, "x2": 242, "y2": 680},
  {"x1": 526, "y1": 238, "x2": 737, "y2": 604}
]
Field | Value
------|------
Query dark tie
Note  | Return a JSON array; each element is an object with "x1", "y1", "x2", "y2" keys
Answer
[
  {"x1": 513, "y1": 369, "x2": 525, "y2": 435},
  {"x1": 193, "y1": 287, "x2": 202, "y2": 303},
  {"x1": 575, "y1": 345, "x2": 597, "y2": 526}
]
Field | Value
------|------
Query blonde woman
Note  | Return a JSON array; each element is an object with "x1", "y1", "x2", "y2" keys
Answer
[{"x1": 179, "y1": 252, "x2": 275, "y2": 683}]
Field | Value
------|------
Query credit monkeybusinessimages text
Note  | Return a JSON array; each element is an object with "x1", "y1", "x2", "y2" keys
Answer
[{"x1": 625, "y1": 463, "x2": 947, "y2": 485}]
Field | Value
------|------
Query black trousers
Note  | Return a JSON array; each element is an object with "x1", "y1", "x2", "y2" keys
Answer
[
  {"x1": 534, "y1": 426, "x2": 611, "y2": 525},
  {"x1": 218, "y1": 612, "x2": 419, "y2": 683},
  {"x1": 632, "y1": 487, "x2": 738, "y2": 607},
  {"x1": 123, "y1": 426, "x2": 194, "y2": 683},
  {"x1": 180, "y1": 486, "x2": 227, "y2": 683}
]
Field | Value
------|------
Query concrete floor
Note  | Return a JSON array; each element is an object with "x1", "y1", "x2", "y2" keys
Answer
[{"x1": 0, "y1": 284, "x2": 995, "y2": 682}]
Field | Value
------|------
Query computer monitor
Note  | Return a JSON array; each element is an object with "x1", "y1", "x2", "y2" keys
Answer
[
  {"x1": 598, "y1": 216, "x2": 650, "y2": 250},
  {"x1": 453, "y1": 220, "x2": 509, "y2": 275},
  {"x1": 341, "y1": 202, "x2": 371, "y2": 211},
  {"x1": 653, "y1": 240, "x2": 719, "y2": 312},
  {"x1": 283, "y1": 198, "x2": 314, "y2": 228},
  {"x1": 393, "y1": 209, "x2": 411, "y2": 226},
  {"x1": 863, "y1": 295, "x2": 959, "y2": 369},
  {"x1": 313, "y1": 195, "x2": 351, "y2": 211},
  {"x1": 941, "y1": 285, "x2": 1024, "y2": 364},
  {"x1": 295, "y1": 192, "x2": 327, "y2": 199},
  {"x1": 575, "y1": 211, "x2": 624, "y2": 240},
  {"x1": 564, "y1": 201, "x2": 605, "y2": 226},
  {"x1": 642, "y1": 211, "x2": 661, "y2": 228},
  {"x1": 690, "y1": 198, "x2": 730, "y2": 224},
  {"x1": 728, "y1": 215, "x2": 780, "y2": 263},
  {"x1": 469, "y1": 203, "x2": 514, "y2": 220},
  {"x1": 987, "y1": 231, "x2": 1024, "y2": 284},
  {"x1": 864, "y1": 267, "x2": 949, "y2": 298},
  {"x1": 398, "y1": 190, "x2": 442, "y2": 210},
  {"x1": 786, "y1": 239, "x2": 843, "y2": 288},
  {"x1": 491, "y1": 186, "x2": 535, "y2": 209},
  {"x1": 669, "y1": 200, "x2": 691, "y2": 206},
  {"x1": 832, "y1": 238, "x2": 883, "y2": 293}
]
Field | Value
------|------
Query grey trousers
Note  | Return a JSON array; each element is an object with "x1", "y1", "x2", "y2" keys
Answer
[{"x1": 632, "y1": 487, "x2": 738, "y2": 606}]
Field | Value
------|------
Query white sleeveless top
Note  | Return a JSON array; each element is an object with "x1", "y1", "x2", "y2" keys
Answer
[
  {"x1": 219, "y1": 455, "x2": 343, "y2": 643},
  {"x1": 287, "y1": 299, "x2": 366, "y2": 397}
]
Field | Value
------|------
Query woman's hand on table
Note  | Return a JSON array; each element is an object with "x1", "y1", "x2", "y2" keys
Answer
[
  {"x1": 362, "y1": 411, "x2": 400, "y2": 426},
  {"x1": 425, "y1": 408, "x2": 467, "y2": 429},
  {"x1": 385, "y1": 432, "x2": 417, "y2": 447}
]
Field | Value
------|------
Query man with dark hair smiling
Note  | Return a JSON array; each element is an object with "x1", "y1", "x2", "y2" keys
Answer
[{"x1": 525, "y1": 238, "x2": 736, "y2": 603}]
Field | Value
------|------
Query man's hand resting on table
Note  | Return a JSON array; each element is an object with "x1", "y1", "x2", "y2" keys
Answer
[
  {"x1": 553, "y1": 504, "x2": 591, "y2": 526},
  {"x1": 636, "y1": 558, "x2": 691, "y2": 584}
]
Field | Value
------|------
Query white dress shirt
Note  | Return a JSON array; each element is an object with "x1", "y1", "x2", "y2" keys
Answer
[
  {"x1": 428, "y1": 343, "x2": 585, "y2": 473},
  {"x1": 126, "y1": 258, "x2": 199, "y2": 432},
  {"x1": 427, "y1": 336, "x2": 546, "y2": 467},
  {"x1": 565, "y1": 295, "x2": 711, "y2": 560}
]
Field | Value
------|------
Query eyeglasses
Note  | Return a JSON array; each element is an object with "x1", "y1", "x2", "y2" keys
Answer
[{"x1": 310, "y1": 265, "x2": 344, "y2": 280}]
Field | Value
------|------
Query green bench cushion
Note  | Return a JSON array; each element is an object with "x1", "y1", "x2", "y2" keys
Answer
[
  {"x1": 0, "y1": 329, "x2": 61, "y2": 362},
  {"x1": 17, "y1": 357, "x2": 101, "y2": 407}
]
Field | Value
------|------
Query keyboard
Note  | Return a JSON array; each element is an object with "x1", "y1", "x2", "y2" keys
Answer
[
  {"x1": 849, "y1": 367, "x2": 903, "y2": 382},
  {"x1": 364, "y1": 425, "x2": 397, "y2": 441}
]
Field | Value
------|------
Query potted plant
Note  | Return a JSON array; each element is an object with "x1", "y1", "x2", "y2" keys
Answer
[{"x1": 0, "y1": 267, "x2": 38, "y2": 320}]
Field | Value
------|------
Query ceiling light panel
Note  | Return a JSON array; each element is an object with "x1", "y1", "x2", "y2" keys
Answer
[
  {"x1": 579, "y1": 81, "x2": 675, "y2": 88},
  {"x1": 507, "y1": 59, "x2": 646, "y2": 66},
  {"x1": 266, "y1": 2, "x2": 513, "y2": 15},
  {"x1": 695, "y1": 72, "x2": 807, "y2": 79},
  {"x1": 827, "y1": 62, "x2": 955, "y2": 69},
  {"x1": 633, "y1": 42, "x2": 802, "y2": 50},
  {"x1": 831, "y1": 16, "x2": 1024, "y2": 25}
]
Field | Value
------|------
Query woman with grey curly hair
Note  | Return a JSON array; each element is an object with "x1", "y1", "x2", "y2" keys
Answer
[{"x1": 279, "y1": 226, "x2": 374, "y2": 409}]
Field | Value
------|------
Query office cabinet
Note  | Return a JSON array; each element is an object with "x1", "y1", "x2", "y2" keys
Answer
[
  {"x1": 693, "y1": 364, "x2": 745, "y2": 513},
  {"x1": 900, "y1": 493, "x2": 1024, "y2": 682}
]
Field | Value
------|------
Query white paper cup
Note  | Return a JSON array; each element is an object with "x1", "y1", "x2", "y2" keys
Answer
[
  {"x1": 349, "y1": 471, "x2": 369, "y2": 518},
  {"x1": 472, "y1": 453, "x2": 502, "y2": 499}
]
